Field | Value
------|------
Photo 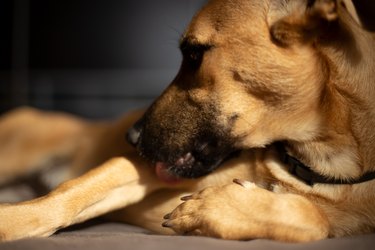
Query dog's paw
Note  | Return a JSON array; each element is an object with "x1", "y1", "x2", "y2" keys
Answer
[{"x1": 162, "y1": 179, "x2": 264, "y2": 240}]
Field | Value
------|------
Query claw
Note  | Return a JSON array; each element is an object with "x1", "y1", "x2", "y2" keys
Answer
[
  {"x1": 162, "y1": 221, "x2": 172, "y2": 228},
  {"x1": 163, "y1": 213, "x2": 172, "y2": 220},
  {"x1": 181, "y1": 195, "x2": 193, "y2": 201}
]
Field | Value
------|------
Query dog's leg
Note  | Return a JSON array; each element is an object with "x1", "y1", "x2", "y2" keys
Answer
[
  {"x1": 0, "y1": 156, "x2": 162, "y2": 242},
  {"x1": 0, "y1": 107, "x2": 84, "y2": 185},
  {"x1": 163, "y1": 180, "x2": 329, "y2": 242}
]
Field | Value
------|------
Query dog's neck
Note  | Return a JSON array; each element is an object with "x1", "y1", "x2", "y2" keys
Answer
[{"x1": 287, "y1": 13, "x2": 375, "y2": 181}]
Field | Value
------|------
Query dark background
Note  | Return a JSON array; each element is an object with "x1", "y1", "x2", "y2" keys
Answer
[{"x1": 0, "y1": 0, "x2": 207, "y2": 119}]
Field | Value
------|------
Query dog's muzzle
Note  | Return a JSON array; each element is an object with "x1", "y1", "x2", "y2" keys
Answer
[{"x1": 126, "y1": 120, "x2": 239, "y2": 182}]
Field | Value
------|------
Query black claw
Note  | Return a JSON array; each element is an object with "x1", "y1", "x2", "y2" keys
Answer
[
  {"x1": 181, "y1": 195, "x2": 193, "y2": 201},
  {"x1": 162, "y1": 221, "x2": 172, "y2": 228},
  {"x1": 163, "y1": 213, "x2": 172, "y2": 220},
  {"x1": 233, "y1": 178, "x2": 242, "y2": 185}
]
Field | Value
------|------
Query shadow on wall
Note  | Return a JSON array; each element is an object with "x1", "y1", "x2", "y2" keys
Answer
[{"x1": 0, "y1": 0, "x2": 207, "y2": 119}]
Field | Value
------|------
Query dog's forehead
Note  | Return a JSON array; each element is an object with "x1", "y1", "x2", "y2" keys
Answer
[{"x1": 183, "y1": 0, "x2": 267, "y2": 44}]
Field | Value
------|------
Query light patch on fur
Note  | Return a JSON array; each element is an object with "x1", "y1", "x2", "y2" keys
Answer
[
  {"x1": 233, "y1": 179, "x2": 257, "y2": 189},
  {"x1": 265, "y1": 156, "x2": 351, "y2": 202},
  {"x1": 314, "y1": 147, "x2": 361, "y2": 180},
  {"x1": 291, "y1": 141, "x2": 362, "y2": 181}
]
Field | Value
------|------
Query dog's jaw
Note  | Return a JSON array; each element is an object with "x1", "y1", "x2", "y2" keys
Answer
[{"x1": 127, "y1": 112, "x2": 241, "y2": 180}]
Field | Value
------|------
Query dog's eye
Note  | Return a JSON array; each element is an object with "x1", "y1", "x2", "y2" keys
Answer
[{"x1": 180, "y1": 42, "x2": 211, "y2": 69}]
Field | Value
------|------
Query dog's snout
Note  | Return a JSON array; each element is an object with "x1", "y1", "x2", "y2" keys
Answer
[{"x1": 126, "y1": 125, "x2": 142, "y2": 147}]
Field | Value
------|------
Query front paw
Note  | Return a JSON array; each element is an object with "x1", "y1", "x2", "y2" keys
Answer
[{"x1": 162, "y1": 179, "x2": 260, "y2": 240}]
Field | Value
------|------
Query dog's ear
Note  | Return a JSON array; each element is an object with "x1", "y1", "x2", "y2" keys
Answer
[{"x1": 268, "y1": 0, "x2": 339, "y2": 46}]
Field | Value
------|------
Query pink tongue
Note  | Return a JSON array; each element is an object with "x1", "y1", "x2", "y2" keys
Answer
[{"x1": 155, "y1": 162, "x2": 182, "y2": 184}]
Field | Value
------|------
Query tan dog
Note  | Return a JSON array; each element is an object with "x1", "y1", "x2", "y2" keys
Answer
[{"x1": 0, "y1": 0, "x2": 374, "y2": 243}]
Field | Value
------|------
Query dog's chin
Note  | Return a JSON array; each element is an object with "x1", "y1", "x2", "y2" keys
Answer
[{"x1": 154, "y1": 150, "x2": 240, "y2": 183}]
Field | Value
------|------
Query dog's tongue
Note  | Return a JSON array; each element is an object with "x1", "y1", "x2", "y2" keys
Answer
[{"x1": 155, "y1": 162, "x2": 181, "y2": 184}]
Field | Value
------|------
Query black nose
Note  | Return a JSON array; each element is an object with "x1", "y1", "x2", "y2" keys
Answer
[
  {"x1": 126, "y1": 125, "x2": 141, "y2": 147},
  {"x1": 126, "y1": 116, "x2": 145, "y2": 147}
]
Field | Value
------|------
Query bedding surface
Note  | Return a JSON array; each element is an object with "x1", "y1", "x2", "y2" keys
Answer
[{"x1": 0, "y1": 220, "x2": 374, "y2": 250}]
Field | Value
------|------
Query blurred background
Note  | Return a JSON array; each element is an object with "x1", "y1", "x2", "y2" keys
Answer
[{"x1": 0, "y1": 0, "x2": 207, "y2": 119}]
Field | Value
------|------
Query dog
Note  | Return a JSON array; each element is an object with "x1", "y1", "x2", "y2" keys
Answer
[{"x1": 0, "y1": 0, "x2": 374, "y2": 243}]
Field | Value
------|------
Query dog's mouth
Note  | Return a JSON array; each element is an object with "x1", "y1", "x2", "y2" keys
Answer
[{"x1": 153, "y1": 149, "x2": 240, "y2": 184}]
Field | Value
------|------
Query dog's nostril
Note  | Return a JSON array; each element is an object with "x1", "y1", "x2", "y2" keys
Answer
[{"x1": 126, "y1": 126, "x2": 141, "y2": 147}]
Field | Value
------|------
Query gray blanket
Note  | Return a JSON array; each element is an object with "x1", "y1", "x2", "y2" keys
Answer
[{"x1": 0, "y1": 220, "x2": 374, "y2": 250}]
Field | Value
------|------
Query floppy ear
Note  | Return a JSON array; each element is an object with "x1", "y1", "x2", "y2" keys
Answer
[{"x1": 268, "y1": 0, "x2": 339, "y2": 46}]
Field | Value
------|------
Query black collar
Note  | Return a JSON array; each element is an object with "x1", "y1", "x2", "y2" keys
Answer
[{"x1": 276, "y1": 143, "x2": 375, "y2": 186}]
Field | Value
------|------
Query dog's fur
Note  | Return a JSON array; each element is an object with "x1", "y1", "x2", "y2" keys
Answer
[{"x1": 0, "y1": 0, "x2": 374, "y2": 243}]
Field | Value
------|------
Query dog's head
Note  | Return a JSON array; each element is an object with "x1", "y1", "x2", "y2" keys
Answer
[{"x1": 127, "y1": 0, "x2": 364, "y2": 180}]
